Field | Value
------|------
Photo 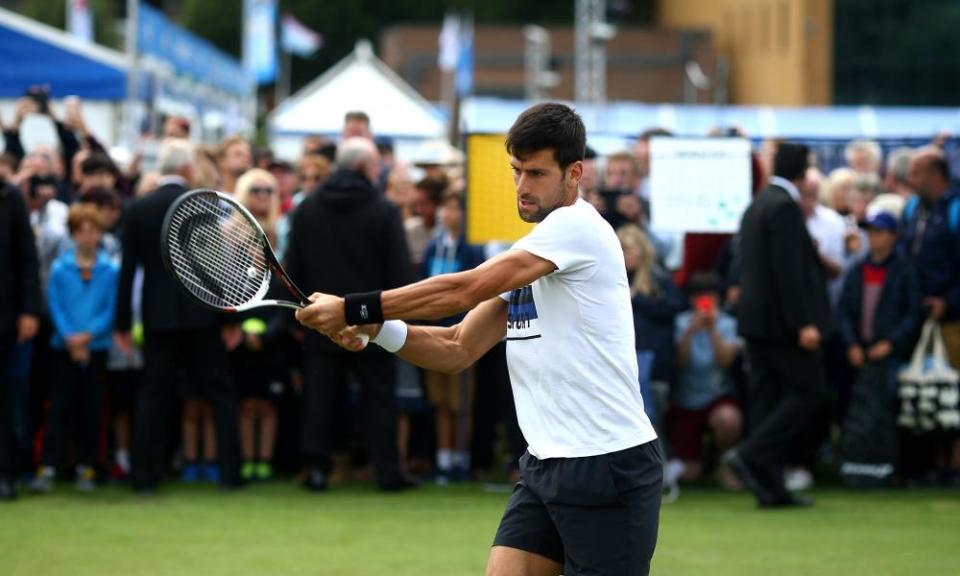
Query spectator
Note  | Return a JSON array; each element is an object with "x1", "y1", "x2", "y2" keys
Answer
[
  {"x1": 668, "y1": 272, "x2": 743, "y2": 489},
  {"x1": 406, "y1": 176, "x2": 447, "y2": 268},
  {"x1": 384, "y1": 162, "x2": 416, "y2": 220},
  {"x1": 826, "y1": 167, "x2": 856, "y2": 217},
  {"x1": 883, "y1": 147, "x2": 915, "y2": 198},
  {"x1": 603, "y1": 150, "x2": 641, "y2": 194},
  {"x1": 115, "y1": 138, "x2": 241, "y2": 493},
  {"x1": 0, "y1": 175, "x2": 41, "y2": 501},
  {"x1": 900, "y1": 146, "x2": 960, "y2": 485},
  {"x1": 216, "y1": 135, "x2": 253, "y2": 194},
  {"x1": 845, "y1": 139, "x2": 883, "y2": 175},
  {"x1": 275, "y1": 154, "x2": 331, "y2": 262},
  {"x1": 342, "y1": 111, "x2": 372, "y2": 141},
  {"x1": 193, "y1": 145, "x2": 221, "y2": 190},
  {"x1": 617, "y1": 224, "x2": 685, "y2": 427},
  {"x1": 31, "y1": 204, "x2": 118, "y2": 493},
  {"x1": 420, "y1": 189, "x2": 486, "y2": 483},
  {"x1": 22, "y1": 170, "x2": 68, "y2": 290},
  {"x1": 268, "y1": 160, "x2": 298, "y2": 214},
  {"x1": 579, "y1": 145, "x2": 599, "y2": 197},
  {"x1": 800, "y1": 168, "x2": 847, "y2": 307},
  {"x1": 234, "y1": 169, "x2": 285, "y2": 482},
  {"x1": 839, "y1": 211, "x2": 920, "y2": 408},
  {"x1": 0, "y1": 152, "x2": 18, "y2": 183},
  {"x1": 163, "y1": 116, "x2": 190, "y2": 139},
  {"x1": 79, "y1": 152, "x2": 118, "y2": 197},
  {"x1": 728, "y1": 142, "x2": 830, "y2": 508},
  {"x1": 285, "y1": 137, "x2": 413, "y2": 492}
]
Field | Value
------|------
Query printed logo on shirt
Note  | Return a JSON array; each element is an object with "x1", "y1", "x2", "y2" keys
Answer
[{"x1": 506, "y1": 285, "x2": 541, "y2": 341}]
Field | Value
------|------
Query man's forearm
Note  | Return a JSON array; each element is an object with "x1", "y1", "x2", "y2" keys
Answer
[
  {"x1": 381, "y1": 268, "x2": 499, "y2": 322},
  {"x1": 395, "y1": 324, "x2": 473, "y2": 374}
]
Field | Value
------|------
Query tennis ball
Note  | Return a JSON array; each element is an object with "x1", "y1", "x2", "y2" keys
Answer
[{"x1": 132, "y1": 322, "x2": 144, "y2": 347}]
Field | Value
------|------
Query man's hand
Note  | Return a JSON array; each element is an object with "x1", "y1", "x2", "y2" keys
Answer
[
  {"x1": 66, "y1": 332, "x2": 92, "y2": 349},
  {"x1": 332, "y1": 325, "x2": 379, "y2": 352},
  {"x1": 17, "y1": 314, "x2": 39, "y2": 343},
  {"x1": 12, "y1": 98, "x2": 37, "y2": 130},
  {"x1": 295, "y1": 293, "x2": 347, "y2": 336},
  {"x1": 923, "y1": 297, "x2": 946, "y2": 321},
  {"x1": 798, "y1": 325, "x2": 821, "y2": 351},
  {"x1": 867, "y1": 340, "x2": 893, "y2": 361},
  {"x1": 114, "y1": 331, "x2": 133, "y2": 355},
  {"x1": 847, "y1": 345, "x2": 865, "y2": 368}
]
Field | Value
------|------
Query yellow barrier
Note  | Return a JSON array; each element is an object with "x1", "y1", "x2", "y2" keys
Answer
[{"x1": 465, "y1": 134, "x2": 534, "y2": 244}]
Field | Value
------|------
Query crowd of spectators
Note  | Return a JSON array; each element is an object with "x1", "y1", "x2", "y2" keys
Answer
[{"x1": 0, "y1": 95, "x2": 958, "y2": 503}]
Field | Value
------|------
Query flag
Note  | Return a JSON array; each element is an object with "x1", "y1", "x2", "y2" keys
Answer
[
  {"x1": 438, "y1": 12, "x2": 459, "y2": 72},
  {"x1": 281, "y1": 14, "x2": 322, "y2": 57},
  {"x1": 67, "y1": 0, "x2": 93, "y2": 43},
  {"x1": 456, "y1": 12, "x2": 474, "y2": 97},
  {"x1": 243, "y1": 0, "x2": 278, "y2": 85}
]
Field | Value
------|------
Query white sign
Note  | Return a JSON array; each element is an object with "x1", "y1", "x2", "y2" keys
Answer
[{"x1": 649, "y1": 138, "x2": 752, "y2": 233}]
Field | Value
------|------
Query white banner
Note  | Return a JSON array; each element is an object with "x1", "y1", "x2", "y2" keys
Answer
[{"x1": 649, "y1": 137, "x2": 753, "y2": 233}]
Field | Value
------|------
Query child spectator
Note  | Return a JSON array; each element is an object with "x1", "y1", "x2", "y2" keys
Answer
[
  {"x1": 32, "y1": 204, "x2": 118, "y2": 492},
  {"x1": 667, "y1": 272, "x2": 743, "y2": 489},
  {"x1": 234, "y1": 169, "x2": 285, "y2": 481},
  {"x1": 421, "y1": 188, "x2": 485, "y2": 482}
]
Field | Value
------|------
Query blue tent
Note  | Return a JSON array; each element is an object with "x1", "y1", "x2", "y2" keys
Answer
[{"x1": 0, "y1": 8, "x2": 127, "y2": 100}]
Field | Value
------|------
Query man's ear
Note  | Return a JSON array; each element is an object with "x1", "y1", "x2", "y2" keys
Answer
[{"x1": 567, "y1": 161, "x2": 583, "y2": 187}]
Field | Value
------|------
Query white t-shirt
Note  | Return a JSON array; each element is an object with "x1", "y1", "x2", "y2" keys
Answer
[{"x1": 502, "y1": 198, "x2": 657, "y2": 459}]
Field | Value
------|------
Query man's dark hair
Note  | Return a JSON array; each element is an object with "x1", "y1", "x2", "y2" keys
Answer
[
  {"x1": 505, "y1": 103, "x2": 586, "y2": 171},
  {"x1": 773, "y1": 142, "x2": 810, "y2": 182},
  {"x1": 686, "y1": 271, "x2": 723, "y2": 297},
  {"x1": 81, "y1": 152, "x2": 115, "y2": 175},
  {"x1": 414, "y1": 176, "x2": 448, "y2": 205}
]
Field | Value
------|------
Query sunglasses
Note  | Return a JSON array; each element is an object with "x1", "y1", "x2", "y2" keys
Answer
[{"x1": 250, "y1": 186, "x2": 274, "y2": 196}]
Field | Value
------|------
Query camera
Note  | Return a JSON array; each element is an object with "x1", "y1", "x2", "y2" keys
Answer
[{"x1": 24, "y1": 86, "x2": 50, "y2": 114}]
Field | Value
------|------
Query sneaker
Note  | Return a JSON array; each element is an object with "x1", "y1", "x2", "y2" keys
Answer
[
  {"x1": 31, "y1": 466, "x2": 55, "y2": 494},
  {"x1": 784, "y1": 468, "x2": 814, "y2": 492},
  {"x1": 241, "y1": 461, "x2": 257, "y2": 481},
  {"x1": 201, "y1": 462, "x2": 220, "y2": 484},
  {"x1": 254, "y1": 461, "x2": 273, "y2": 481},
  {"x1": 181, "y1": 463, "x2": 201, "y2": 483},
  {"x1": 76, "y1": 466, "x2": 97, "y2": 492}
]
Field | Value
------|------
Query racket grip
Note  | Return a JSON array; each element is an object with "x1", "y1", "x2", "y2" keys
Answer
[{"x1": 358, "y1": 333, "x2": 370, "y2": 346}]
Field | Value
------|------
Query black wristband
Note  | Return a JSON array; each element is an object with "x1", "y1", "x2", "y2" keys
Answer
[{"x1": 344, "y1": 291, "x2": 384, "y2": 325}]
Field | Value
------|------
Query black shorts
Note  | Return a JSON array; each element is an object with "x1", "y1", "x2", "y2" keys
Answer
[{"x1": 493, "y1": 440, "x2": 663, "y2": 576}]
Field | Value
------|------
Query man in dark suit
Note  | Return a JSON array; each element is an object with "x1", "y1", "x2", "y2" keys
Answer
[
  {"x1": 726, "y1": 142, "x2": 830, "y2": 508},
  {"x1": 286, "y1": 137, "x2": 413, "y2": 491},
  {"x1": 0, "y1": 180, "x2": 41, "y2": 501},
  {"x1": 115, "y1": 139, "x2": 240, "y2": 493}
]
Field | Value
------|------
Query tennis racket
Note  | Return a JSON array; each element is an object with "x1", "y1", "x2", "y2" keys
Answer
[{"x1": 160, "y1": 189, "x2": 368, "y2": 344}]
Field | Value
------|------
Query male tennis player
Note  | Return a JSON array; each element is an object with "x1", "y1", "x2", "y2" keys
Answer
[{"x1": 296, "y1": 103, "x2": 662, "y2": 576}]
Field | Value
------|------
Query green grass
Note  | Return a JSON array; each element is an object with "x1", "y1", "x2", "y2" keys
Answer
[{"x1": 1, "y1": 482, "x2": 958, "y2": 575}]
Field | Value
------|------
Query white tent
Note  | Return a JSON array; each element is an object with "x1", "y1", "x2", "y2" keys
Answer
[{"x1": 269, "y1": 40, "x2": 446, "y2": 161}]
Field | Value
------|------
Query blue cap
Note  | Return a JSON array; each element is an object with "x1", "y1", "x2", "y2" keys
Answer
[{"x1": 863, "y1": 211, "x2": 898, "y2": 232}]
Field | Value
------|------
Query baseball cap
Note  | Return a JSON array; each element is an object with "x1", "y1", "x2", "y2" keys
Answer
[{"x1": 862, "y1": 211, "x2": 898, "y2": 232}]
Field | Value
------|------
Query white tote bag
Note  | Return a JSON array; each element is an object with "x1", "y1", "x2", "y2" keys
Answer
[{"x1": 897, "y1": 320, "x2": 960, "y2": 433}]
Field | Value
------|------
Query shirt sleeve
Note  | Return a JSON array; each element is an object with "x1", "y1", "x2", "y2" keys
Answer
[{"x1": 512, "y1": 205, "x2": 596, "y2": 278}]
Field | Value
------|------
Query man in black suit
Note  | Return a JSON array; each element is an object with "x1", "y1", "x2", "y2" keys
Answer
[
  {"x1": 115, "y1": 139, "x2": 240, "y2": 492},
  {"x1": 726, "y1": 142, "x2": 830, "y2": 508},
  {"x1": 0, "y1": 180, "x2": 41, "y2": 501},
  {"x1": 285, "y1": 137, "x2": 413, "y2": 491}
]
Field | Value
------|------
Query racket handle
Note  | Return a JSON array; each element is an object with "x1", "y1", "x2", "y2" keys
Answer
[{"x1": 358, "y1": 333, "x2": 370, "y2": 346}]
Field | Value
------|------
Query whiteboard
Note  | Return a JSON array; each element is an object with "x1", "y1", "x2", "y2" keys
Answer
[{"x1": 649, "y1": 137, "x2": 752, "y2": 233}]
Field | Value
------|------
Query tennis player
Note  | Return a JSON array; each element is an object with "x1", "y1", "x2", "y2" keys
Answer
[{"x1": 296, "y1": 103, "x2": 662, "y2": 576}]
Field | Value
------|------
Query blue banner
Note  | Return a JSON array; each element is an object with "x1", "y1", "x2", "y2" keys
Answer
[
  {"x1": 243, "y1": 0, "x2": 278, "y2": 85},
  {"x1": 137, "y1": 3, "x2": 251, "y2": 97}
]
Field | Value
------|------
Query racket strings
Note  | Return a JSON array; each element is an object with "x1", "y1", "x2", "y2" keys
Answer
[{"x1": 165, "y1": 192, "x2": 270, "y2": 309}]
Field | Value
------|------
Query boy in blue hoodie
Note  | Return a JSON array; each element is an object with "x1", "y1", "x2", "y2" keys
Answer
[{"x1": 32, "y1": 204, "x2": 119, "y2": 493}]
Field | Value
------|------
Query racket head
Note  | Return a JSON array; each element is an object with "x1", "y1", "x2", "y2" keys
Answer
[{"x1": 161, "y1": 188, "x2": 286, "y2": 313}]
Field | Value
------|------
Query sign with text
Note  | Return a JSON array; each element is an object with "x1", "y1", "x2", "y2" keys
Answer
[{"x1": 649, "y1": 138, "x2": 752, "y2": 233}]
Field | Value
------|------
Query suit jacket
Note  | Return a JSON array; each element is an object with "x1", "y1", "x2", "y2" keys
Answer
[
  {"x1": 116, "y1": 182, "x2": 221, "y2": 335},
  {"x1": 737, "y1": 183, "x2": 830, "y2": 342},
  {"x1": 0, "y1": 183, "x2": 41, "y2": 339}
]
